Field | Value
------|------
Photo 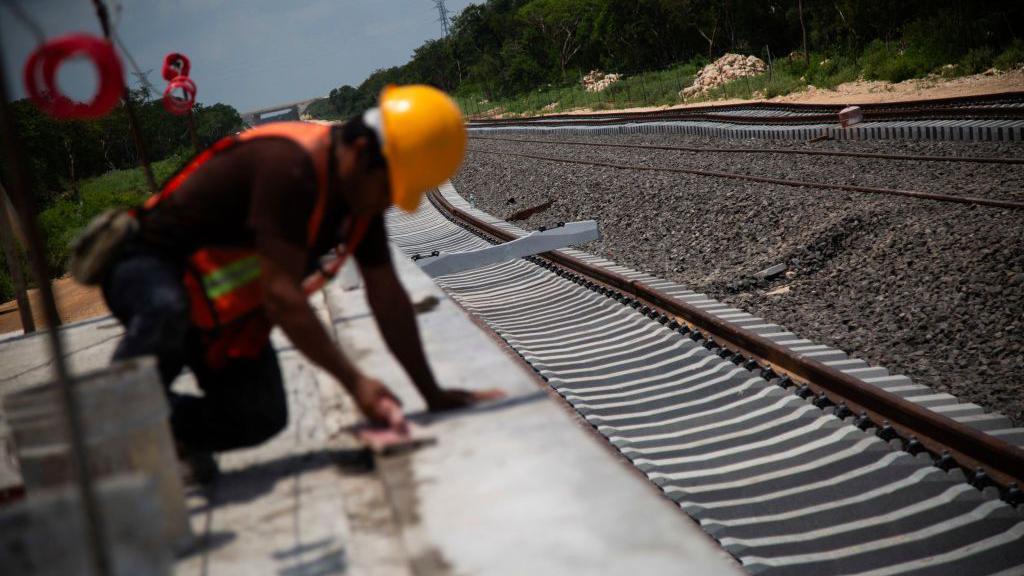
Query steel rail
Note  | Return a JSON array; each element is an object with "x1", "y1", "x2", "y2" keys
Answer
[
  {"x1": 466, "y1": 147, "x2": 1024, "y2": 211},
  {"x1": 470, "y1": 135, "x2": 1024, "y2": 165},
  {"x1": 427, "y1": 188, "x2": 1024, "y2": 493},
  {"x1": 467, "y1": 91, "x2": 1024, "y2": 124}
]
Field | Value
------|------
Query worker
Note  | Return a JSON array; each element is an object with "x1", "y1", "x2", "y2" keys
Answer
[{"x1": 98, "y1": 85, "x2": 498, "y2": 482}]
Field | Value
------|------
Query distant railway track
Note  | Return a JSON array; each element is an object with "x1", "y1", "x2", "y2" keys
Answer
[
  {"x1": 386, "y1": 182, "x2": 1024, "y2": 575},
  {"x1": 467, "y1": 92, "x2": 1024, "y2": 143},
  {"x1": 468, "y1": 92, "x2": 1024, "y2": 126},
  {"x1": 470, "y1": 106, "x2": 1024, "y2": 128},
  {"x1": 469, "y1": 135, "x2": 1024, "y2": 165}
]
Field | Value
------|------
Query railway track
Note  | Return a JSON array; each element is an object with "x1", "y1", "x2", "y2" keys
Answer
[
  {"x1": 468, "y1": 92, "x2": 1024, "y2": 143},
  {"x1": 387, "y1": 182, "x2": 1024, "y2": 575},
  {"x1": 470, "y1": 135, "x2": 1024, "y2": 165},
  {"x1": 464, "y1": 146, "x2": 1024, "y2": 211}
]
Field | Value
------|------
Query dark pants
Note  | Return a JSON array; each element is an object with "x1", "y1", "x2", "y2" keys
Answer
[{"x1": 103, "y1": 246, "x2": 288, "y2": 453}]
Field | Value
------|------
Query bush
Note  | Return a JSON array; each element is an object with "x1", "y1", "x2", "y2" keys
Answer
[
  {"x1": 859, "y1": 40, "x2": 938, "y2": 83},
  {"x1": 958, "y1": 47, "x2": 996, "y2": 75},
  {"x1": 808, "y1": 54, "x2": 859, "y2": 89},
  {"x1": 994, "y1": 39, "x2": 1024, "y2": 71},
  {"x1": 36, "y1": 154, "x2": 187, "y2": 275}
]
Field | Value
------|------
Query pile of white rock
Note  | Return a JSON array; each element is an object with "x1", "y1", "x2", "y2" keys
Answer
[
  {"x1": 680, "y1": 53, "x2": 767, "y2": 98},
  {"x1": 581, "y1": 70, "x2": 622, "y2": 92}
]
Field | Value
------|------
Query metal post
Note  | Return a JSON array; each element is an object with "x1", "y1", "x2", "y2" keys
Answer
[
  {"x1": 91, "y1": 0, "x2": 156, "y2": 192},
  {"x1": 0, "y1": 183, "x2": 33, "y2": 332},
  {"x1": 187, "y1": 110, "x2": 200, "y2": 152},
  {"x1": 0, "y1": 40, "x2": 111, "y2": 576}
]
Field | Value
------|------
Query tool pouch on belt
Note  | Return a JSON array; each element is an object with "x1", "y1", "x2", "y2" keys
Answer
[{"x1": 70, "y1": 209, "x2": 139, "y2": 285}]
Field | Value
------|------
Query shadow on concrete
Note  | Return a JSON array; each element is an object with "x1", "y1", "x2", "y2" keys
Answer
[
  {"x1": 176, "y1": 530, "x2": 237, "y2": 561},
  {"x1": 188, "y1": 447, "x2": 372, "y2": 515},
  {"x1": 277, "y1": 548, "x2": 347, "y2": 576},
  {"x1": 273, "y1": 537, "x2": 335, "y2": 560},
  {"x1": 406, "y1": 389, "x2": 549, "y2": 425}
]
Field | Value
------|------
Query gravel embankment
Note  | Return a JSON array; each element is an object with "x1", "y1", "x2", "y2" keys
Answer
[{"x1": 453, "y1": 133, "x2": 1024, "y2": 427}]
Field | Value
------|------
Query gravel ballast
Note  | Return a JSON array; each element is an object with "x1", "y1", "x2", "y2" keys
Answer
[{"x1": 452, "y1": 133, "x2": 1024, "y2": 427}]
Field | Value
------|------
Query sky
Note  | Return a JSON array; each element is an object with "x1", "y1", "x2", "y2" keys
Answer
[{"x1": 1, "y1": 0, "x2": 476, "y2": 112}]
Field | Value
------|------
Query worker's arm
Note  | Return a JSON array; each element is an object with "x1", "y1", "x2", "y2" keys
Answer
[
  {"x1": 259, "y1": 251, "x2": 399, "y2": 425},
  {"x1": 360, "y1": 259, "x2": 503, "y2": 411}
]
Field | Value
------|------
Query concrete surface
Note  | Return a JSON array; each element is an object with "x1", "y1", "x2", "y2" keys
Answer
[{"x1": 0, "y1": 244, "x2": 743, "y2": 575}]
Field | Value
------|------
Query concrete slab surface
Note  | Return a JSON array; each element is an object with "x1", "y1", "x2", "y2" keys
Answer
[{"x1": 0, "y1": 245, "x2": 743, "y2": 575}]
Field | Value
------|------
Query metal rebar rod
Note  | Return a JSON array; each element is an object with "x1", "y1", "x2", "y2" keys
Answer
[
  {"x1": 187, "y1": 110, "x2": 200, "y2": 152},
  {"x1": 0, "y1": 38, "x2": 111, "y2": 576},
  {"x1": 0, "y1": 183, "x2": 34, "y2": 333}
]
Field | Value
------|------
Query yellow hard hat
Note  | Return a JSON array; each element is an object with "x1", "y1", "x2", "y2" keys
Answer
[{"x1": 378, "y1": 84, "x2": 467, "y2": 211}]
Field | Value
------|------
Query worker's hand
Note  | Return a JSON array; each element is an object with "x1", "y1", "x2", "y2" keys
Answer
[
  {"x1": 353, "y1": 376, "x2": 407, "y2": 433},
  {"x1": 425, "y1": 388, "x2": 506, "y2": 412}
]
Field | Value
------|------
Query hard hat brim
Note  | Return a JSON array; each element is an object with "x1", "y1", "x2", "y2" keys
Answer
[{"x1": 379, "y1": 85, "x2": 420, "y2": 212}]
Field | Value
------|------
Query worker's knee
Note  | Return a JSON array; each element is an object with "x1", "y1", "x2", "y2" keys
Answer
[
  {"x1": 243, "y1": 402, "x2": 288, "y2": 445},
  {"x1": 145, "y1": 299, "x2": 187, "y2": 345}
]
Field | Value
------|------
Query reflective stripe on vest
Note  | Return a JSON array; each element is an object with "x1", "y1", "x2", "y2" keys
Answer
[{"x1": 202, "y1": 254, "x2": 261, "y2": 299}]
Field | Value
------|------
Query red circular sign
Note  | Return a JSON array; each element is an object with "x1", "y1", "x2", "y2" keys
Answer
[
  {"x1": 23, "y1": 34, "x2": 124, "y2": 120},
  {"x1": 163, "y1": 75, "x2": 197, "y2": 115},
  {"x1": 162, "y1": 52, "x2": 191, "y2": 82}
]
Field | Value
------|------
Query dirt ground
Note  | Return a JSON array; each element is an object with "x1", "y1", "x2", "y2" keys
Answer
[
  {"x1": 539, "y1": 69, "x2": 1024, "y2": 116},
  {"x1": 0, "y1": 277, "x2": 109, "y2": 336},
  {"x1": 771, "y1": 69, "x2": 1024, "y2": 104}
]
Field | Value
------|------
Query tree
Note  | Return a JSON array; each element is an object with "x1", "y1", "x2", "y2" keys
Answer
[
  {"x1": 194, "y1": 104, "x2": 245, "y2": 147},
  {"x1": 406, "y1": 39, "x2": 460, "y2": 90},
  {"x1": 797, "y1": 0, "x2": 808, "y2": 65},
  {"x1": 328, "y1": 85, "x2": 361, "y2": 117},
  {"x1": 518, "y1": 0, "x2": 604, "y2": 78}
]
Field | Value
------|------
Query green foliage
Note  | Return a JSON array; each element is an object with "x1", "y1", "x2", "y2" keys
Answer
[
  {"x1": 958, "y1": 47, "x2": 997, "y2": 75},
  {"x1": 2, "y1": 93, "x2": 244, "y2": 212},
  {"x1": 36, "y1": 154, "x2": 187, "y2": 276},
  {"x1": 994, "y1": 39, "x2": 1024, "y2": 70},
  {"x1": 518, "y1": 0, "x2": 603, "y2": 76},
  {"x1": 859, "y1": 40, "x2": 930, "y2": 83},
  {"x1": 194, "y1": 103, "x2": 245, "y2": 147},
  {"x1": 0, "y1": 264, "x2": 12, "y2": 305},
  {"x1": 0, "y1": 153, "x2": 188, "y2": 303},
  {"x1": 304, "y1": 98, "x2": 342, "y2": 120},
  {"x1": 451, "y1": 60, "x2": 699, "y2": 116}
]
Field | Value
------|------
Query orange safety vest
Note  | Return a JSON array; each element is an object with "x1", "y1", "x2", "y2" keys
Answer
[{"x1": 141, "y1": 122, "x2": 367, "y2": 368}]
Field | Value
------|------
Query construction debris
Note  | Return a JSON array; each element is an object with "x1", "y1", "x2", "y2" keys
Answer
[
  {"x1": 754, "y1": 263, "x2": 788, "y2": 280},
  {"x1": 582, "y1": 70, "x2": 622, "y2": 92},
  {"x1": 680, "y1": 53, "x2": 767, "y2": 98},
  {"x1": 508, "y1": 199, "x2": 553, "y2": 222}
]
